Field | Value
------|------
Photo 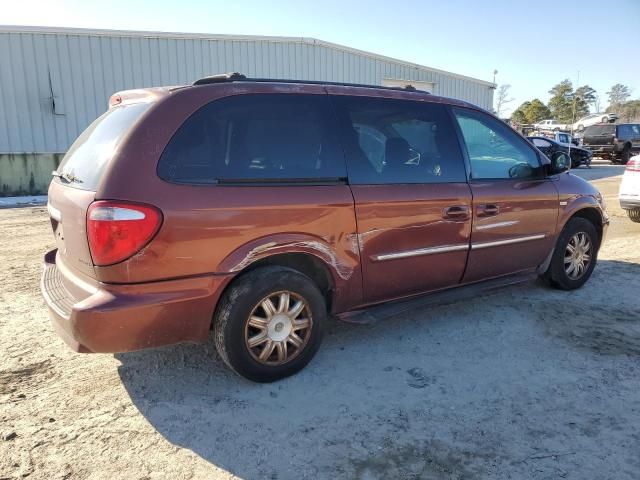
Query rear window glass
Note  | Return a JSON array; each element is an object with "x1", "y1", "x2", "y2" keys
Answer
[
  {"x1": 585, "y1": 124, "x2": 615, "y2": 136},
  {"x1": 56, "y1": 103, "x2": 151, "y2": 191},
  {"x1": 158, "y1": 94, "x2": 346, "y2": 183},
  {"x1": 617, "y1": 124, "x2": 640, "y2": 139}
]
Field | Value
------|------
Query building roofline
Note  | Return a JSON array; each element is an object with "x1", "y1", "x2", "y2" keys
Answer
[{"x1": 0, "y1": 25, "x2": 495, "y2": 87}]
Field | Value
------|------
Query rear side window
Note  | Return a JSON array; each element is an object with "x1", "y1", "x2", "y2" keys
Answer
[
  {"x1": 158, "y1": 94, "x2": 346, "y2": 183},
  {"x1": 333, "y1": 96, "x2": 466, "y2": 184},
  {"x1": 585, "y1": 125, "x2": 615, "y2": 136},
  {"x1": 56, "y1": 103, "x2": 151, "y2": 191},
  {"x1": 617, "y1": 124, "x2": 640, "y2": 139},
  {"x1": 453, "y1": 107, "x2": 541, "y2": 180}
]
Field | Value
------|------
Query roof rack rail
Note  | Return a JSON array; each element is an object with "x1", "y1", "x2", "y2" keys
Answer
[
  {"x1": 192, "y1": 72, "x2": 247, "y2": 85},
  {"x1": 192, "y1": 73, "x2": 429, "y2": 93}
]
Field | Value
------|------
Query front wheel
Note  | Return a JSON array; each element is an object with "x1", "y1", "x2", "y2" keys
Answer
[
  {"x1": 629, "y1": 209, "x2": 640, "y2": 223},
  {"x1": 213, "y1": 266, "x2": 326, "y2": 382},
  {"x1": 540, "y1": 217, "x2": 599, "y2": 290},
  {"x1": 621, "y1": 145, "x2": 631, "y2": 165}
]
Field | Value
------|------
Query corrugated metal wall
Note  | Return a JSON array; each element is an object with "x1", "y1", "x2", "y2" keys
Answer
[{"x1": 0, "y1": 27, "x2": 494, "y2": 154}]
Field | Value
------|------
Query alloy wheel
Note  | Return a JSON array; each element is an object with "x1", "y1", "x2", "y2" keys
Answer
[
  {"x1": 244, "y1": 291, "x2": 313, "y2": 366},
  {"x1": 564, "y1": 232, "x2": 592, "y2": 280}
]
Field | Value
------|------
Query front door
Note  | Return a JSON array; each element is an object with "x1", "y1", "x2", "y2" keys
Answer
[
  {"x1": 330, "y1": 92, "x2": 472, "y2": 304},
  {"x1": 452, "y1": 107, "x2": 559, "y2": 282}
]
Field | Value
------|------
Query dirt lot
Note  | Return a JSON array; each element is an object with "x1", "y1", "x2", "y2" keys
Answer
[{"x1": 1, "y1": 162, "x2": 639, "y2": 480}]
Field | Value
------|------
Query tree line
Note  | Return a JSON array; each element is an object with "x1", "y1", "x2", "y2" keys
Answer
[{"x1": 496, "y1": 81, "x2": 636, "y2": 125}]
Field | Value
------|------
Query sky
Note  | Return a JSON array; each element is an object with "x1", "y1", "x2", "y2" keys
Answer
[{"x1": 2, "y1": 0, "x2": 639, "y2": 116}]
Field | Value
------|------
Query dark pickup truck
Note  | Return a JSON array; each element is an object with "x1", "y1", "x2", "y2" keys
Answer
[{"x1": 582, "y1": 123, "x2": 640, "y2": 164}]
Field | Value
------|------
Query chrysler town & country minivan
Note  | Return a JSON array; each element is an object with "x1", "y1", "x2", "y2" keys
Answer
[{"x1": 42, "y1": 74, "x2": 608, "y2": 382}]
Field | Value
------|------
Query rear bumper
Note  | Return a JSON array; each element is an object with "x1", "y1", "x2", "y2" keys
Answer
[
  {"x1": 586, "y1": 145, "x2": 614, "y2": 155},
  {"x1": 41, "y1": 249, "x2": 233, "y2": 353},
  {"x1": 620, "y1": 197, "x2": 640, "y2": 210}
]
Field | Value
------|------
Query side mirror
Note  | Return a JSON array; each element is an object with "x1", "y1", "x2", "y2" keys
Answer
[{"x1": 549, "y1": 151, "x2": 571, "y2": 174}]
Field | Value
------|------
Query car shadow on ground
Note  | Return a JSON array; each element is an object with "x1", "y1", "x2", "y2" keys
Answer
[
  {"x1": 570, "y1": 162, "x2": 625, "y2": 182},
  {"x1": 115, "y1": 260, "x2": 640, "y2": 479}
]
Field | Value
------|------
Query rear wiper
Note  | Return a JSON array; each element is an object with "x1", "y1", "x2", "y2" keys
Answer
[{"x1": 51, "y1": 170, "x2": 83, "y2": 184}]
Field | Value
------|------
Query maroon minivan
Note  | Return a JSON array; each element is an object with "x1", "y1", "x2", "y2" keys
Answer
[{"x1": 42, "y1": 74, "x2": 608, "y2": 382}]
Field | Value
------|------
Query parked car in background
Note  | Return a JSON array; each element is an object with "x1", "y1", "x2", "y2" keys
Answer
[
  {"x1": 528, "y1": 136, "x2": 592, "y2": 168},
  {"x1": 534, "y1": 119, "x2": 569, "y2": 131},
  {"x1": 572, "y1": 113, "x2": 618, "y2": 132},
  {"x1": 41, "y1": 74, "x2": 609, "y2": 382},
  {"x1": 554, "y1": 131, "x2": 581, "y2": 147},
  {"x1": 582, "y1": 123, "x2": 640, "y2": 164},
  {"x1": 537, "y1": 131, "x2": 581, "y2": 147},
  {"x1": 619, "y1": 155, "x2": 640, "y2": 223}
]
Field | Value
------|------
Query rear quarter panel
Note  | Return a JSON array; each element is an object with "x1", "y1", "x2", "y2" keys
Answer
[{"x1": 94, "y1": 83, "x2": 363, "y2": 312}]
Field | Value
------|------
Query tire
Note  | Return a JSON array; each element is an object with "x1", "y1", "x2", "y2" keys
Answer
[
  {"x1": 213, "y1": 266, "x2": 326, "y2": 382},
  {"x1": 540, "y1": 217, "x2": 599, "y2": 290},
  {"x1": 629, "y1": 209, "x2": 640, "y2": 223},
  {"x1": 621, "y1": 145, "x2": 631, "y2": 165}
]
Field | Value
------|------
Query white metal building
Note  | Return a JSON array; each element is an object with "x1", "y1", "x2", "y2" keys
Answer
[{"x1": 0, "y1": 25, "x2": 495, "y2": 195}]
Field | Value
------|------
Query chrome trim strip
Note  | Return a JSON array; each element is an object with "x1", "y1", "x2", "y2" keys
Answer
[
  {"x1": 476, "y1": 220, "x2": 519, "y2": 231},
  {"x1": 373, "y1": 243, "x2": 469, "y2": 262},
  {"x1": 471, "y1": 234, "x2": 546, "y2": 250},
  {"x1": 47, "y1": 203, "x2": 62, "y2": 222}
]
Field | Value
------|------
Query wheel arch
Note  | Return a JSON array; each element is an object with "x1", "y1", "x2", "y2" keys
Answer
[
  {"x1": 241, "y1": 253, "x2": 336, "y2": 312},
  {"x1": 215, "y1": 233, "x2": 359, "y2": 315},
  {"x1": 566, "y1": 207, "x2": 604, "y2": 245}
]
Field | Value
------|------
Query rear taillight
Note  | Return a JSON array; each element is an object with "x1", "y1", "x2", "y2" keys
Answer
[
  {"x1": 626, "y1": 158, "x2": 640, "y2": 172},
  {"x1": 87, "y1": 201, "x2": 163, "y2": 266}
]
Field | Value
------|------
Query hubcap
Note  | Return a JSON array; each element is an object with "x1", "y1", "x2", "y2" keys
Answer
[
  {"x1": 564, "y1": 232, "x2": 592, "y2": 280},
  {"x1": 244, "y1": 291, "x2": 313, "y2": 366}
]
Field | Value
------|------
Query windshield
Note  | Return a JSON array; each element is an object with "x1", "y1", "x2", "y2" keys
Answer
[{"x1": 56, "y1": 103, "x2": 151, "y2": 191}]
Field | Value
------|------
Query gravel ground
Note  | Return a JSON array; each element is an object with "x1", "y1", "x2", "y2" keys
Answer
[{"x1": 1, "y1": 162, "x2": 639, "y2": 480}]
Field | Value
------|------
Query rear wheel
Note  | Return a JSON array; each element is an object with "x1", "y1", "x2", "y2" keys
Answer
[
  {"x1": 213, "y1": 266, "x2": 326, "y2": 382},
  {"x1": 629, "y1": 209, "x2": 640, "y2": 223},
  {"x1": 540, "y1": 217, "x2": 599, "y2": 290}
]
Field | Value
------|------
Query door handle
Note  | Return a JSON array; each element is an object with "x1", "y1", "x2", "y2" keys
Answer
[
  {"x1": 443, "y1": 205, "x2": 470, "y2": 220},
  {"x1": 477, "y1": 204, "x2": 500, "y2": 217}
]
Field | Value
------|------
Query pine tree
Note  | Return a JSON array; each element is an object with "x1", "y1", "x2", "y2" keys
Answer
[{"x1": 548, "y1": 80, "x2": 575, "y2": 123}]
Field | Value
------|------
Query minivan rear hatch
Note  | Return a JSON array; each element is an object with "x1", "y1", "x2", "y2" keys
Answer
[{"x1": 48, "y1": 102, "x2": 152, "y2": 277}]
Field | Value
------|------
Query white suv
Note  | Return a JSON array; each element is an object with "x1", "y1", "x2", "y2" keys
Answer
[{"x1": 619, "y1": 155, "x2": 640, "y2": 222}]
